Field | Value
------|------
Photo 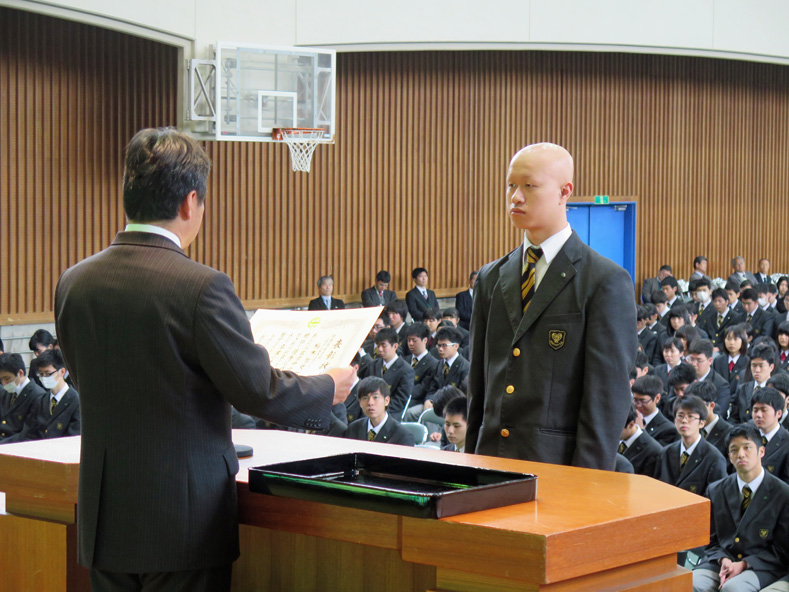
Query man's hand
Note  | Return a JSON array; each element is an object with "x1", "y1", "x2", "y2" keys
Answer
[
  {"x1": 325, "y1": 367, "x2": 356, "y2": 405},
  {"x1": 635, "y1": 410, "x2": 645, "y2": 429},
  {"x1": 429, "y1": 432, "x2": 442, "y2": 442},
  {"x1": 719, "y1": 558, "x2": 746, "y2": 586},
  {"x1": 423, "y1": 400, "x2": 434, "y2": 410}
]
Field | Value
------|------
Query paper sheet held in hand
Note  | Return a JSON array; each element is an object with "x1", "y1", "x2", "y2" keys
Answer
[{"x1": 249, "y1": 307, "x2": 384, "y2": 374}]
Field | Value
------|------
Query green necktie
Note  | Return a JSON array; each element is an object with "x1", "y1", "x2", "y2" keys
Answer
[{"x1": 521, "y1": 246, "x2": 542, "y2": 313}]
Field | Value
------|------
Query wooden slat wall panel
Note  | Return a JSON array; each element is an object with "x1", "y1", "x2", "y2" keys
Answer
[{"x1": 4, "y1": 5, "x2": 789, "y2": 323}]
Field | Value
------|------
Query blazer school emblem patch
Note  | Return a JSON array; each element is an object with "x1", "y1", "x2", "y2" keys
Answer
[
  {"x1": 768, "y1": 465, "x2": 775, "y2": 473},
  {"x1": 689, "y1": 485, "x2": 697, "y2": 493},
  {"x1": 760, "y1": 528, "x2": 769, "y2": 539},
  {"x1": 548, "y1": 330, "x2": 566, "y2": 350}
]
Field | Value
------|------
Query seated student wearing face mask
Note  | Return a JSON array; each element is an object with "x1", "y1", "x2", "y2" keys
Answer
[
  {"x1": 694, "y1": 278, "x2": 716, "y2": 329},
  {"x1": 0, "y1": 353, "x2": 47, "y2": 443},
  {"x1": 29, "y1": 349, "x2": 81, "y2": 440}
]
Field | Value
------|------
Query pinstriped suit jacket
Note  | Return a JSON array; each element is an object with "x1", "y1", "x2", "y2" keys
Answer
[{"x1": 55, "y1": 232, "x2": 335, "y2": 572}]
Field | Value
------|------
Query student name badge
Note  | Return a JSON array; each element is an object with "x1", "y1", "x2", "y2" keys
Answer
[
  {"x1": 250, "y1": 306, "x2": 384, "y2": 374},
  {"x1": 548, "y1": 330, "x2": 566, "y2": 350}
]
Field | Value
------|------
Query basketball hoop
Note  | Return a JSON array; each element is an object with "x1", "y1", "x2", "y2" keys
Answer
[{"x1": 273, "y1": 128, "x2": 326, "y2": 173}]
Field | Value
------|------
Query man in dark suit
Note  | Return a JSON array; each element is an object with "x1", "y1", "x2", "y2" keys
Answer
[
  {"x1": 0, "y1": 353, "x2": 47, "y2": 443},
  {"x1": 372, "y1": 328, "x2": 414, "y2": 417},
  {"x1": 689, "y1": 256, "x2": 712, "y2": 283},
  {"x1": 618, "y1": 403, "x2": 662, "y2": 477},
  {"x1": 654, "y1": 395, "x2": 727, "y2": 497},
  {"x1": 26, "y1": 349, "x2": 81, "y2": 439},
  {"x1": 343, "y1": 377, "x2": 415, "y2": 446},
  {"x1": 454, "y1": 271, "x2": 477, "y2": 330},
  {"x1": 405, "y1": 267, "x2": 439, "y2": 322},
  {"x1": 728, "y1": 256, "x2": 758, "y2": 287},
  {"x1": 693, "y1": 426, "x2": 789, "y2": 592},
  {"x1": 54, "y1": 128, "x2": 353, "y2": 592},
  {"x1": 641, "y1": 265, "x2": 672, "y2": 304},
  {"x1": 754, "y1": 258, "x2": 773, "y2": 285},
  {"x1": 361, "y1": 270, "x2": 398, "y2": 308},
  {"x1": 741, "y1": 288, "x2": 775, "y2": 341},
  {"x1": 466, "y1": 143, "x2": 636, "y2": 470},
  {"x1": 307, "y1": 275, "x2": 345, "y2": 310}
]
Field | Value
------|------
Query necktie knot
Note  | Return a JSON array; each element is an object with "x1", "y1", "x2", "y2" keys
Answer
[
  {"x1": 728, "y1": 360, "x2": 735, "y2": 372},
  {"x1": 368, "y1": 429, "x2": 376, "y2": 441},
  {"x1": 680, "y1": 451, "x2": 690, "y2": 471}
]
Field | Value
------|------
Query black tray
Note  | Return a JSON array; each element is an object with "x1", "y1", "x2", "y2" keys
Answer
[{"x1": 248, "y1": 452, "x2": 537, "y2": 518}]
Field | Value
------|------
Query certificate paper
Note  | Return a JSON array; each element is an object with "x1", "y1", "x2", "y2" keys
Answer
[{"x1": 249, "y1": 306, "x2": 384, "y2": 375}]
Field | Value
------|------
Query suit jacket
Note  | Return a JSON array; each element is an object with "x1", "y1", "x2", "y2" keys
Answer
[
  {"x1": 653, "y1": 363, "x2": 672, "y2": 392},
  {"x1": 615, "y1": 453, "x2": 634, "y2": 473},
  {"x1": 344, "y1": 415, "x2": 415, "y2": 446},
  {"x1": 360, "y1": 286, "x2": 397, "y2": 308},
  {"x1": 754, "y1": 272, "x2": 773, "y2": 285},
  {"x1": 641, "y1": 276, "x2": 661, "y2": 304},
  {"x1": 745, "y1": 307, "x2": 775, "y2": 340},
  {"x1": 373, "y1": 356, "x2": 414, "y2": 416},
  {"x1": 702, "y1": 309, "x2": 745, "y2": 350},
  {"x1": 426, "y1": 355, "x2": 471, "y2": 402},
  {"x1": 704, "y1": 369, "x2": 735, "y2": 412},
  {"x1": 689, "y1": 271, "x2": 713, "y2": 283},
  {"x1": 696, "y1": 472, "x2": 789, "y2": 588},
  {"x1": 622, "y1": 430, "x2": 662, "y2": 477},
  {"x1": 762, "y1": 426, "x2": 789, "y2": 484},
  {"x1": 713, "y1": 354, "x2": 749, "y2": 398},
  {"x1": 466, "y1": 232, "x2": 637, "y2": 470},
  {"x1": 638, "y1": 328, "x2": 661, "y2": 367},
  {"x1": 455, "y1": 289, "x2": 474, "y2": 330},
  {"x1": 728, "y1": 271, "x2": 758, "y2": 287},
  {"x1": 343, "y1": 380, "x2": 362, "y2": 424},
  {"x1": 403, "y1": 353, "x2": 440, "y2": 405},
  {"x1": 307, "y1": 296, "x2": 345, "y2": 311},
  {"x1": 405, "y1": 287, "x2": 439, "y2": 322},
  {"x1": 704, "y1": 416, "x2": 734, "y2": 460},
  {"x1": 729, "y1": 381, "x2": 759, "y2": 425},
  {"x1": 30, "y1": 387, "x2": 81, "y2": 440},
  {"x1": 655, "y1": 437, "x2": 727, "y2": 496},
  {"x1": 645, "y1": 411, "x2": 679, "y2": 447},
  {"x1": 0, "y1": 380, "x2": 46, "y2": 442},
  {"x1": 54, "y1": 231, "x2": 335, "y2": 573}
]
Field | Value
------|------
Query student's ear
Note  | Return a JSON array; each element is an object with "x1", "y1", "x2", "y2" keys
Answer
[
  {"x1": 654, "y1": 393, "x2": 661, "y2": 404},
  {"x1": 392, "y1": 342, "x2": 398, "y2": 351},
  {"x1": 384, "y1": 396, "x2": 391, "y2": 408}
]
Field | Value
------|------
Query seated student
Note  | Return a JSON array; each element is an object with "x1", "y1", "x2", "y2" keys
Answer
[
  {"x1": 676, "y1": 326, "x2": 704, "y2": 358},
  {"x1": 775, "y1": 321, "x2": 789, "y2": 373},
  {"x1": 632, "y1": 375, "x2": 678, "y2": 446},
  {"x1": 0, "y1": 353, "x2": 47, "y2": 443},
  {"x1": 422, "y1": 308, "x2": 442, "y2": 352},
  {"x1": 729, "y1": 344, "x2": 776, "y2": 424},
  {"x1": 28, "y1": 349, "x2": 80, "y2": 439},
  {"x1": 442, "y1": 396, "x2": 468, "y2": 452},
  {"x1": 662, "y1": 362, "x2": 698, "y2": 421},
  {"x1": 687, "y1": 381, "x2": 734, "y2": 461},
  {"x1": 28, "y1": 328, "x2": 57, "y2": 389},
  {"x1": 619, "y1": 402, "x2": 662, "y2": 477},
  {"x1": 666, "y1": 305, "x2": 691, "y2": 339},
  {"x1": 307, "y1": 275, "x2": 345, "y2": 310},
  {"x1": 343, "y1": 377, "x2": 415, "y2": 446},
  {"x1": 401, "y1": 323, "x2": 440, "y2": 421},
  {"x1": 645, "y1": 301, "x2": 668, "y2": 346},
  {"x1": 751, "y1": 387, "x2": 789, "y2": 484},
  {"x1": 372, "y1": 328, "x2": 414, "y2": 417},
  {"x1": 359, "y1": 314, "x2": 388, "y2": 378},
  {"x1": 634, "y1": 351, "x2": 651, "y2": 380},
  {"x1": 343, "y1": 354, "x2": 364, "y2": 424},
  {"x1": 454, "y1": 271, "x2": 477, "y2": 331},
  {"x1": 440, "y1": 308, "x2": 470, "y2": 348},
  {"x1": 687, "y1": 339, "x2": 733, "y2": 410},
  {"x1": 653, "y1": 291, "x2": 671, "y2": 327},
  {"x1": 654, "y1": 337, "x2": 685, "y2": 392},
  {"x1": 756, "y1": 283, "x2": 779, "y2": 317},
  {"x1": 637, "y1": 305, "x2": 661, "y2": 367},
  {"x1": 384, "y1": 301, "x2": 410, "y2": 355},
  {"x1": 361, "y1": 270, "x2": 398, "y2": 308},
  {"x1": 703, "y1": 288, "x2": 745, "y2": 352},
  {"x1": 741, "y1": 287, "x2": 775, "y2": 342},
  {"x1": 661, "y1": 276, "x2": 684, "y2": 310},
  {"x1": 654, "y1": 395, "x2": 727, "y2": 497},
  {"x1": 426, "y1": 385, "x2": 465, "y2": 445},
  {"x1": 713, "y1": 324, "x2": 750, "y2": 398},
  {"x1": 726, "y1": 280, "x2": 746, "y2": 316},
  {"x1": 767, "y1": 373, "x2": 789, "y2": 431},
  {"x1": 405, "y1": 267, "x2": 439, "y2": 322},
  {"x1": 425, "y1": 327, "x2": 470, "y2": 403},
  {"x1": 694, "y1": 277, "x2": 716, "y2": 324},
  {"x1": 692, "y1": 425, "x2": 789, "y2": 592}
]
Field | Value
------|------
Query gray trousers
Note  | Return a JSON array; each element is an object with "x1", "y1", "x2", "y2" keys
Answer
[{"x1": 692, "y1": 568, "x2": 761, "y2": 592}]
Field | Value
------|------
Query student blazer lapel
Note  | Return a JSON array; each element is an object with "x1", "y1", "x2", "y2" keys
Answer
[
  {"x1": 675, "y1": 440, "x2": 705, "y2": 487},
  {"x1": 499, "y1": 235, "x2": 581, "y2": 345}
]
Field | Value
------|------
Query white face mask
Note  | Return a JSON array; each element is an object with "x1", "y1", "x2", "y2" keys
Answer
[
  {"x1": 2, "y1": 381, "x2": 17, "y2": 394},
  {"x1": 40, "y1": 375, "x2": 59, "y2": 390},
  {"x1": 758, "y1": 297, "x2": 768, "y2": 308},
  {"x1": 697, "y1": 290, "x2": 710, "y2": 303}
]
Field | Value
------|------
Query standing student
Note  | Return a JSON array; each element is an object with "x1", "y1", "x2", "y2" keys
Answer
[
  {"x1": 466, "y1": 142, "x2": 636, "y2": 470},
  {"x1": 54, "y1": 128, "x2": 352, "y2": 592},
  {"x1": 693, "y1": 426, "x2": 789, "y2": 592},
  {"x1": 455, "y1": 271, "x2": 477, "y2": 331},
  {"x1": 405, "y1": 267, "x2": 439, "y2": 322}
]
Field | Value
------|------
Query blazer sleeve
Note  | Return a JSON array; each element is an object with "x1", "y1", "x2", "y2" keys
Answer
[
  {"x1": 361, "y1": 289, "x2": 375, "y2": 308},
  {"x1": 194, "y1": 273, "x2": 335, "y2": 431},
  {"x1": 405, "y1": 290, "x2": 425, "y2": 322},
  {"x1": 466, "y1": 263, "x2": 494, "y2": 453},
  {"x1": 573, "y1": 265, "x2": 637, "y2": 469}
]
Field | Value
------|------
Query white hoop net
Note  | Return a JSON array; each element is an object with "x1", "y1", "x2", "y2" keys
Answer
[{"x1": 280, "y1": 129, "x2": 326, "y2": 173}]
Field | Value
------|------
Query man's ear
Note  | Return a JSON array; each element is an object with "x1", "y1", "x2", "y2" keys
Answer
[{"x1": 178, "y1": 190, "x2": 200, "y2": 220}]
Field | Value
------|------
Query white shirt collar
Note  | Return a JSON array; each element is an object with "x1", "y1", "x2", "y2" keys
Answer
[
  {"x1": 125, "y1": 223, "x2": 182, "y2": 248},
  {"x1": 729, "y1": 354, "x2": 740, "y2": 364},
  {"x1": 623, "y1": 425, "x2": 643, "y2": 448},
  {"x1": 522, "y1": 224, "x2": 572, "y2": 268},
  {"x1": 642, "y1": 409, "x2": 659, "y2": 425},
  {"x1": 51, "y1": 383, "x2": 69, "y2": 402},
  {"x1": 681, "y1": 434, "x2": 702, "y2": 457},
  {"x1": 760, "y1": 423, "x2": 781, "y2": 442},
  {"x1": 414, "y1": 351, "x2": 428, "y2": 362},
  {"x1": 383, "y1": 357, "x2": 398, "y2": 370},
  {"x1": 737, "y1": 467, "x2": 765, "y2": 496},
  {"x1": 704, "y1": 414, "x2": 719, "y2": 433},
  {"x1": 367, "y1": 413, "x2": 389, "y2": 435},
  {"x1": 17, "y1": 377, "x2": 30, "y2": 392}
]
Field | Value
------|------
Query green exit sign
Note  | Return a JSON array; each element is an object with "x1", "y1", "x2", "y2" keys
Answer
[{"x1": 594, "y1": 195, "x2": 610, "y2": 204}]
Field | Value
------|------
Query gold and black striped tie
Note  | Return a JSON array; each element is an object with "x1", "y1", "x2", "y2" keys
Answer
[
  {"x1": 680, "y1": 451, "x2": 689, "y2": 472},
  {"x1": 521, "y1": 246, "x2": 543, "y2": 313},
  {"x1": 741, "y1": 485, "x2": 752, "y2": 514},
  {"x1": 368, "y1": 429, "x2": 376, "y2": 441}
]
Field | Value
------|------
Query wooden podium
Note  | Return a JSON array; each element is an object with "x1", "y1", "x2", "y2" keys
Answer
[{"x1": 0, "y1": 431, "x2": 709, "y2": 591}]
